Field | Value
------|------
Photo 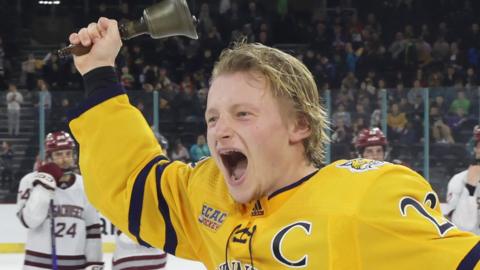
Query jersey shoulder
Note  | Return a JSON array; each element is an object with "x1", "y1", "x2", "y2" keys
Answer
[
  {"x1": 18, "y1": 172, "x2": 37, "y2": 188},
  {"x1": 313, "y1": 159, "x2": 430, "y2": 210},
  {"x1": 189, "y1": 156, "x2": 222, "y2": 179},
  {"x1": 448, "y1": 170, "x2": 467, "y2": 186},
  {"x1": 324, "y1": 158, "x2": 426, "y2": 184}
]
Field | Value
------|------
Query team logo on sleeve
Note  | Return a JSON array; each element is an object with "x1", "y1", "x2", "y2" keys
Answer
[
  {"x1": 198, "y1": 203, "x2": 228, "y2": 231},
  {"x1": 336, "y1": 158, "x2": 386, "y2": 173}
]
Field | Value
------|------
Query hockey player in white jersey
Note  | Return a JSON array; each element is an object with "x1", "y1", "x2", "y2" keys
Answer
[
  {"x1": 16, "y1": 131, "x2": 104, "y2": 269},
  {"x1": 112, "y1": 229, "x2": 167, "y2": 270},
  {"x1": 444, "y1": 125, "x2": 480, "y2": 234}
]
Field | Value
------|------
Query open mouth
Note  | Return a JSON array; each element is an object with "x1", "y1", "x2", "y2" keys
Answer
[{"x1": 220, "y1": 150, "x2": 248, "y2": 182}]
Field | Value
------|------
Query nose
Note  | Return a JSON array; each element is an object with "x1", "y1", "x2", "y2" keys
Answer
[
  {"x1": 57, "y1": 155, "x2": 67, "y2": 164},
  {"x1": 213, "y1": 116, "x2": 234, "y2": 141}
]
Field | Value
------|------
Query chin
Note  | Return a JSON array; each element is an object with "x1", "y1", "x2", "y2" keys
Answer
[
  {"x1": 227, "y1": 181, "x2": 261, "y2": 204},
  {"x1": 229, "y1": 189, "x2": 253, "y2": 204},
  {"x1": 224, "y1": 179, "x2": 249, "y2": 203}
]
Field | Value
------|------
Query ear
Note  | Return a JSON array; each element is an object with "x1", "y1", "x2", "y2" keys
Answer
[{"x1": 289, "y1": 113, "x2": 311, "y2": 144}]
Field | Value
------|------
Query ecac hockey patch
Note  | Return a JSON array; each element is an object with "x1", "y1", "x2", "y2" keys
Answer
[
  {"x1": 336, "y1": 158, "x2": 386, "y2": 173},
  {"x1": 198, "y1": 203, "x2": 228, "y2": 231}
]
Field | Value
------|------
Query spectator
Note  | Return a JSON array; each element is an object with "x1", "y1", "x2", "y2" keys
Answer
[
  {"x1": 52, "y1": 97, "x2": 71, "y2": 132},
  {"x1": 152, "y1": 127, "x2": 169, "y2": 155},
  {"x1": 35, "y1": 79, "x2": 52, "y2": 126},
  {"x1": 398, "y1": 97, "x2": 412, "y2": 115},
  {"x1": 140, "y1": 65, "x2": 159, "y2": 86},
  {"x1": 407, "y1": 79, "x2": 424, "y2": 105},
  {"x1": 446, "y1": 107, "x2": 469, "y2": 133},
  {"x1": 156, "y1": 66, "x2": 172, "y2": 91},
  {"x1": 450, "y1": 90, "x2": 471, "y2": 114},
  {"x1": 345, "y1": 42, "x2": 363, "y2": 73},
  {"x1": 353, "y1": 103, "x2": 369, "y2": 125},
  {"x1": 430, "y1": 106, "x2": 455, "y2": 144},
  {"x1": 444, "y1": 66, "x2": 458, "y2": 87},
  {"x1": 416, "y1": 36, "x2": 432, "y2": 67},
  {"x1": 398, "y1": 122, "x2": 417, "y2": 144},
  {"x1": 387, "y1": 103, "x2": 408, "y2": 141},
  {"x1": 6, "y1": 83, "x2": 23, "y2": 136},
  {"x1": 120, "y1": 66, "x2": 135, "y2": 90},
  {"x1": 352, "y1": 117, "x2": 368, "y2": 135},
  {"x1": 341, "y1": 72, "x2": 358, "y2": 91},
  {"x1": 190, "y1": 134, "x2": 210, "y2": 162},
  {"x1": 332, "y1": 103, "x2": 352, "y2": 127},
  {"x1": 432, "y1": 36, "x2": 450, "y2": 63},
  {"x1": 465, "y1": 67, "x2": 479, "y2": 90},
  {"x1": 388, "y1": 82, "x2": 406, "y2": 103},
  {"x1": 370, "y1": 108, "x2": 382, "y2": 128},
  {"x1": 388, "y1": 32, "x2": 406, "y2": 61},
  {"x1": 170, "y1": 139, "x2": 190, "y2": 163},
  {"x1": 0, "y1": 141, "x2": 14, "y2": 189},
  {"x1": 21, "y1": 53, "x2": 37, "y2": 91},
  {"x1": 431, "y1": 95, "x2": 449, "y2": 116},
  {"x1": 198, "y1": 3, "x2": 216, "y2": 34},
  {"x1": 331, "y1": 118, "x2": 353, "y2": 144}
]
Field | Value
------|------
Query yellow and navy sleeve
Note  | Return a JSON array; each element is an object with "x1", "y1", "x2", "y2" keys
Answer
[
  {"x1": 355, "y1": 164, "x2": 480, "y2": 269},
  {"x1": 69, "y1": 67, "x2": 201, "y2": 260}
]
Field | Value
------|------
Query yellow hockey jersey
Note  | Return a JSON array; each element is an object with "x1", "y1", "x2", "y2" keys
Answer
[{"x1": 69, "y1": 89, "x2": 480, "y2": 270}]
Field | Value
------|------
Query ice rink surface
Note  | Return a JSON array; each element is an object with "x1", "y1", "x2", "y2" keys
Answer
[{"x1": 0, "y1": 253, "x2": 207, "y2": 270}]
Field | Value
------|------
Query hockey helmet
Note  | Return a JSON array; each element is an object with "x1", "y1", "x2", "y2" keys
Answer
[
  {"x1": 45, "y1": 131, "x2": 76, "y2": 154},
  {"x1": 355, "y1": 127, "x2": 388, "y2": 149}
]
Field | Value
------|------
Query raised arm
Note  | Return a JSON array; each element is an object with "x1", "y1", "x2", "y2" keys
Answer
[{"x1": 67, "y1": 18, "x2": 202, "y2": 259}]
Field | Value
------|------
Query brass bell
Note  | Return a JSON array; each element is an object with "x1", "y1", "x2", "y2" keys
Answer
[{"x1": 57, "y1": 0, "x2": 198, "y2": 58}]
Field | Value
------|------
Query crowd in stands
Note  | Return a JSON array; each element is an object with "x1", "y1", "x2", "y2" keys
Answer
[{"x1": 2, "y1": 0, "x2": 480, "y2": 165}]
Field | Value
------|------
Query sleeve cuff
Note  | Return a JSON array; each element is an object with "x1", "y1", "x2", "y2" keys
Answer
[
  {"x1": 67, "y1": 66, "x2": 126, "y2": 121},
  {"x1": 83, "y1": 66, "x2": 120, "y2": 97}
]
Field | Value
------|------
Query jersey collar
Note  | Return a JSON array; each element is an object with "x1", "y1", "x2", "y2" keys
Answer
[{"x1": 240, "y1": 169, "x2": 320, "y2": 218}]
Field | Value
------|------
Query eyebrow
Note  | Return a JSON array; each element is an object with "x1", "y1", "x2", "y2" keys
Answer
[
  {"x1": 205, "y1": 108, "x2": 218, "y2": 116},
  {"x1": 206, "y1": 103, "x2": 260, "y2": 114}
]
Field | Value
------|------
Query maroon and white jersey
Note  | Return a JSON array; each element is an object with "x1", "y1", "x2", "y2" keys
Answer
[
  {"x1": 16, "y1": 172, "x2": 104, "y2": 269},
  {"x1": 444, "y1": 170, "x2": 480, "y2": 234},
  {"x1": 112, "y1": 230, "x2": 166, "y2": 270}
]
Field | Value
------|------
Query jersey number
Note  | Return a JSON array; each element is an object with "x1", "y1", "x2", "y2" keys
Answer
[
  {"x1": 20, "y1": 189, "x2": 30, "y2": 200},
  {"x1": 54, "y1": 222, "x2": 77, "y2": 238},
  {"x1": 399, "y1": 192, "x2": 455, "y2": 237}
]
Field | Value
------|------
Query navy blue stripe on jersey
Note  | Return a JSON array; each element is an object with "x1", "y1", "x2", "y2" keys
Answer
[
  {"x1": 458, "y1": 241, "x2": 480, "y2": 270},
  {"x1": 67, "y1": 83, "x2": 125, "y2": 121},
  {"x1": 268, "y1": 169, "x2": 319, "y2": 199},
  {"x1": 155, "y1": 161, "x2": 178, "y2": 255},
  {"x1": 129, "y1": 155, "x2": 168, "y2": 247}
]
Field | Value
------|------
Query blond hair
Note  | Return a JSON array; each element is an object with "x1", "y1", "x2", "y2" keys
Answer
[{"x1": 211, "y1": 42, "x2": 330, "y2": 167}]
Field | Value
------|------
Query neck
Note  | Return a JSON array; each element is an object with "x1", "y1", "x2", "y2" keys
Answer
[{"x1": 268, "y1": 152, "x2": 317, "y2": 197}]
